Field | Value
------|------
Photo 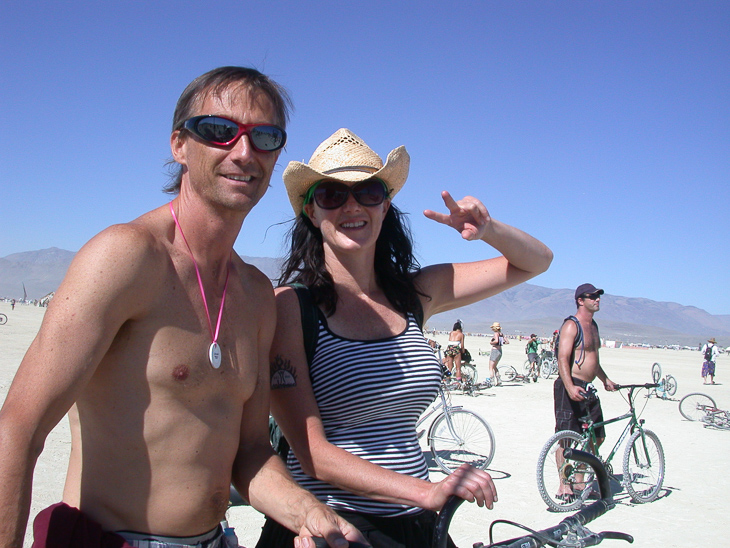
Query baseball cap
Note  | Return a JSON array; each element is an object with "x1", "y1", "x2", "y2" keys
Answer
[{"x1": 575, "y1": 283, "x2": 604, "y2": 300}]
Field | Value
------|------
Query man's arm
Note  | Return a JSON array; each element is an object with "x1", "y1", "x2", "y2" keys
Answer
[
  {"x1": 557, "y1": 320, "x2": 585, "y2": 402},
  {"x1": 0, "y1": 226, "x2": 156, "y2": 546},
  {"x1": 595, "y1": 366, "x2": 617, "y2": 391}
]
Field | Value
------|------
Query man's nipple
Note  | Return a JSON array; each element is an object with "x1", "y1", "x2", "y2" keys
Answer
[{"x1": 172, "y1": 364, "x2": 190, "y2": 381}]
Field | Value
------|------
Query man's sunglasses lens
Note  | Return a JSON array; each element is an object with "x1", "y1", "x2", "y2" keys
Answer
[
  {"x1": 583, "y1": 293, "x2": 601, "y2": 300},
  {"x1": 186, "y1": 116, "x2": 285, "y2": 151},
  {"x1": 249, "y1": 125, "x2": 286, "y2": 151},
  {"x1": 313, "y1": 180, "x2": 387, "y2": 209}
]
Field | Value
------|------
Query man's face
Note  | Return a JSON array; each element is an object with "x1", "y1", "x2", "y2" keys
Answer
[
  {"x1": 171, "y1": 83, "x2": 281, "y2": 213},
  {"x1": 579, "y1": 293, "x2": 601, "y2": 313}
]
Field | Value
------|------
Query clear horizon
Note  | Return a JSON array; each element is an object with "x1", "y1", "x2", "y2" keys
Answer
[{"x1": 2, "y1": 2, "x2": 728, "y2": 314}]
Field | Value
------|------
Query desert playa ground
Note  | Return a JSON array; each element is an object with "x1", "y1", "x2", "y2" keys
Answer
[{"x1": 1, "y1": 302, "x2": 728, "y2": 548}]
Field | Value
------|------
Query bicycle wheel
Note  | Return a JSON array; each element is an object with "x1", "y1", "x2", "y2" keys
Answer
[
  {"x1": 461, "y1": 363, "x2": 478, "y2": 384},
  {"x1": 651, "y1": 363, "x2": 662, "y2": 384},
  {"x1": 679, "y1": 393, "x2": 716, "y2": 421},
  {"x1": 664, "y1": 375, "x2": 677, "y2": 397},
  {"x1": 522, "y1": 359, "x2": 532, "y2": 375},
  {"x1": 536, "y1": 430, "x2": 595, "y2": 512},
  {"x1": 497, "y1": 365, "x2": 517, "y2": 381},
  {"x1": 622, "y1": 428, "x2": 665, "y2": 503},
  {"x1": 0, "y1": 313, "x2": 6, "y2": 325},
  {"x1": 429, "y1": 409, "x2": 495, "y2": 474}
]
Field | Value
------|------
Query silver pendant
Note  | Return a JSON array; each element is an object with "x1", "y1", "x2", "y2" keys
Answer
[{"x1": 209, "y1": 342, "x2": 222, "y2": 369}]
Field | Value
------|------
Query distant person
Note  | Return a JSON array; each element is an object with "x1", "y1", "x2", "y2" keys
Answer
[
  {"x1": 488, "y1": 322, "x2": 508, "y2": 385},
  {"x1": 525, "y1": 333, "x2": 539, "y2": 381},
  {"x1": 260, "y1": 127, "x2": 553, "y2": 546},
  {"x1": 553, "y1": 283, "x2": 617, "y2": 501},
  {"x1": 701, "y1": 337, "x2": 719, "y2": 384},
  {"x1": 551, "y1": 329, "x2": 559, "y2": 353},
  {"x1": 0, "y1": 67, "x2": 363, "y2": 548},
  {"x1": 444, "y1": 320, "x2": 465, "y2": 381},
  {"x1": 10, "y1": 299, "x2": 15, "y2": 310}
]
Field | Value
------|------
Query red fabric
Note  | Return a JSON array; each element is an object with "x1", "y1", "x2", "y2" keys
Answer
[{"x1": 32, "y1": 503, "x2": 131, "y2": 548}]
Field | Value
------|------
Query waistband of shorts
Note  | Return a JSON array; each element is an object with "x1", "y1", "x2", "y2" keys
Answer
[
  {"x1": 116, "y1": 524, "x2": 223, "y2": 548},
  {"x1": 555, "y1": 376, "x2": 590, "y2": 388}
]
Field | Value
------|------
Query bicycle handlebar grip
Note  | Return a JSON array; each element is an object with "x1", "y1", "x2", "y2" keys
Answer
[{"x1": 432, "y1": 495, "x2": 465, "y2": 548}]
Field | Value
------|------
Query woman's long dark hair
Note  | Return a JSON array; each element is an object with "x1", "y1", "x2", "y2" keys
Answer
[{"x1": 277, "y1": 204, "x2": 427, "y2": 317}]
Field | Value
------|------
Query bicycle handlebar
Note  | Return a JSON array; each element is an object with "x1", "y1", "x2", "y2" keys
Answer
[
  {"x1": 614, "y1": 383, "x2": 658, "y2": 390},
  {"x1": 434, "y1": 449, "x2": 633, "y2": 548}
]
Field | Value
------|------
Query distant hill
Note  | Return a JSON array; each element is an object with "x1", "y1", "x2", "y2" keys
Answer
[{"x1": 2, "y1": 248, "x2": 727, "y2": 346}]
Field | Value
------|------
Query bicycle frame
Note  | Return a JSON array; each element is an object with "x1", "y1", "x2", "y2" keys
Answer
[{"x1": 580, "y1": 385, "x2": 656, "y2": 474}]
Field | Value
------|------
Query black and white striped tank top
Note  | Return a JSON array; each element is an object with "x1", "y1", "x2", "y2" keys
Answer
[{"x1": 286, "y1": 309, "x2": 441, "y2": 516}]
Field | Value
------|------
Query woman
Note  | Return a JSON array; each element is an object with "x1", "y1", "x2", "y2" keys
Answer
[
  {"x1": 259, "y1": 129, "x2": 552, "y2": 547},
  {"x1": 488, "y1": 322, "x2": 508, "y2": 386},
  {"x1": 444, "y1": 321, "x2": 465, "y2": 381}
]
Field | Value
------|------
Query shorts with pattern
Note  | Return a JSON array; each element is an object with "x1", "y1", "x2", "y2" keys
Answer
[
  {"x1": 444, "y1": 344, "x2": 461, "y2": 358},
  {"x1": 702, "y1": 360, "x2": 716, "y2": 377},
  {"x1": 553, "y1": 377, "x2": 605, "y2": 438}
]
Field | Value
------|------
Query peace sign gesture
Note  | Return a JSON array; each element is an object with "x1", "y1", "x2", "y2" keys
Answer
[{"x1": 423, "y1": 191, "x2": 491, "y2": 241}]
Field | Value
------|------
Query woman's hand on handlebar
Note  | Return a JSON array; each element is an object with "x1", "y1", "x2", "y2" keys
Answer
[{"x1": 426, "y1": 463, "x2": 497, "y2": 511}]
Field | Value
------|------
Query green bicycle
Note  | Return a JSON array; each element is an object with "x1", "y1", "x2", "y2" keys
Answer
[{"x1": 536, "y1": 383, "x2": 665, "y2": 512}]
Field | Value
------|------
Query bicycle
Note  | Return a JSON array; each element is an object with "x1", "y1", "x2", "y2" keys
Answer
[
  {"x1": 679, "y1": 392, "x2": 730, "y2": 429},
  {"x1": 648, "y1": 362, "x2": 677, "y2": 400},
  {"x1": 521, "y1": 357, "x2": 540, "y2": 383},
  {"x1": 536, "y1": 383, "x2": 665, "y2": 512},
  {"x1": 0, "y1": 313, "x2": 6, "y2": 325},
  {"x1": 497, "y1": 364, "x2": 534, "y2": 384},
  {"x1": 539, "y1": 349, "x2": 558, "y2": 379},
  {"x1": 432, "y1": 449, "x2": 632, "y2": 548},
  {"x1": 417, "y1": 383, "x2": 496, "y2": 474}
]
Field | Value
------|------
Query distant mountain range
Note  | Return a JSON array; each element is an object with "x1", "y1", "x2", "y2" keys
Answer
[{"x1": 2, "y1": 248, "x2": 728, "y2": 346}]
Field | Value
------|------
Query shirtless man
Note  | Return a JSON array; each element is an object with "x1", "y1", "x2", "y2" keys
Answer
[
  {"x1": 553, "y1": 283, "x2": 617, "y2": 500},
  {"x1": 0, "y1": 67, "x2": 363, "y2": 548}
]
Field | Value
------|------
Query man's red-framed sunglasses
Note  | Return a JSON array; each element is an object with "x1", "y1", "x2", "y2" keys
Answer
[{"x1": 183, "y1": 115, "x2": 286, "y2": 152}]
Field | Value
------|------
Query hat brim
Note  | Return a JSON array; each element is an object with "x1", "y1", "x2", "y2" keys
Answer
[{"x1": 284, "y1": 146, "x2": 409, "y2": 214}]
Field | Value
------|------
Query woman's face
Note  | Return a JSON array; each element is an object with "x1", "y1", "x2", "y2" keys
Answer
[{"x1": 304, "y1": 182, "x2": 390, "y2": 255}]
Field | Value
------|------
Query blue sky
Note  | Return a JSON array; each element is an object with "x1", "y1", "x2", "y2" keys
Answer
[{"x1": 2, "y1": 1, "x2": 728, "y2": 314}]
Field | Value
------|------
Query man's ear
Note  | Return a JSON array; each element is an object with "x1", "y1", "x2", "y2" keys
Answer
[{"x1": 171, "y1": 130, "x2": 187, "y2": 165}]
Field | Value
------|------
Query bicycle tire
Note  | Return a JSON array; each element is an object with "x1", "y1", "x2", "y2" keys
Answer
[
  {"x1": 0, "y1": 313, "x2": 6, "y2": 325},
  {"x1": 540, "y1": 357, "x2": 554, "y2": 379},
  {"x1": 522, "y1": 359, "x2": 532, "y2": 376},
  {"x1": 679, "y1": 393, "x2": 716, "y2": 421},
  {"x1": 497, "y1": 365, "x2": 517, "y2": 382},
  {"x1": 664, "y1": 375, "x2": 677, "y2": 397},
  {"x1": 461, "y1": 363, "x2": 478, "y2": 385},
  {"x1": 622, "y1": 428, "x2": 665, "y2": 503},
  {"x1": 651, "y1": 363, "x2": 662, "y2": 384},
  {"x1": 536, "y1": 430, "x2": 595, "y2": 512},
  {"x1": 429, "y1": 409, "x2": 495, "y2": 474}
]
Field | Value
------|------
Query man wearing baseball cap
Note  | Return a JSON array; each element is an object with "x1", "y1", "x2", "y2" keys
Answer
[{"x1": 552, "y1": 283, "x2": 618, "y2": 502}]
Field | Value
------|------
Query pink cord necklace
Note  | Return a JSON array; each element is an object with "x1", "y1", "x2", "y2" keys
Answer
[{"x1": 170, "y1": 202, "x2": 231, "y2": 369}]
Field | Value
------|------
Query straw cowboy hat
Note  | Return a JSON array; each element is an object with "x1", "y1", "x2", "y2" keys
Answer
[
  {"x1": 490, "y1": 322, "x2": 501, "y2": 331},
  {"x1": 283, "y1": 128, "x2": 410, "y2": 214},
  {"x1": 708, "y1": 338, "x2": 717, "y2": 344}
]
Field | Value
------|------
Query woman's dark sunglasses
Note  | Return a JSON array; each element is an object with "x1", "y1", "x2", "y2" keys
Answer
[
  {"x1": 183, "y1": 115, "x2": 286, "y2": 152},
  {"x1": 311, "y1": 179, "x2": 389, "y2": 210}
]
